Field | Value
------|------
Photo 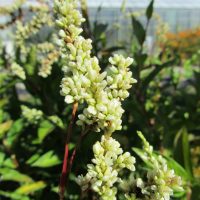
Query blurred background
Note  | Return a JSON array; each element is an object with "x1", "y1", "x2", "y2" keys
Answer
[{"x1": 0, "y1": 0, "x2": 200, "y2": 199}]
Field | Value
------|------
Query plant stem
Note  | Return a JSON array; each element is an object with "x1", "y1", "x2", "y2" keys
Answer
[
  {"x1": 59, "y1": 102, "x2": 78, "y2": 200},
  {"x1": 68, "y1": 126, "x2": 90, "y2": 173}
]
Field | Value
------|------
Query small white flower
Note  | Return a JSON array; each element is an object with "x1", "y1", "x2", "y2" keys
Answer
[
  {"x1": 87, "y1": 106, "x2": 97, "y2": 115},
  {"x1": 65, "y1": 95, "x2": 74, "y2": 104}
]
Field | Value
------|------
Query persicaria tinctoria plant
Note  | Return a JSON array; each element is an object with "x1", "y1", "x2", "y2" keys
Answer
[{"x1": 54, "y1": 0, "x2": 184, "y2": 200}]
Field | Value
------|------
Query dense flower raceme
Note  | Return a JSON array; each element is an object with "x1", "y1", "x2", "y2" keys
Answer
[
  {"x1": 21, "y1": 105, "x2": 43, "y2": 125},
  {"x1": 15, "y1": 10, "x2": 53, "y2": 53},
  {"x1": 38, "y1": 50, "x2": 60, "y2": 78},
  {"x1": 123, "y1": 132, "x2": 183, "y2": 200},
  {"x1": 11, "y1": 1, "x2": 57, "y2": 78},
  {"x1": 54, "y1": 0, "x2": 137, "y2": 134},
  {"x1": 54, "y1": 1, "x2": 182, "y2": 200},
  {"x1": 11, "y1": 62, "x2": 26, "y2": 80},
  {"x1": 77, "y1": 135, "x2": 136, "y2": 200},
  {"x1": 54, "y1": 1, "x2": 137, "y2": 199},
  {"x1": 0, "y1": 0, "x2": 25, "y2": 15}
]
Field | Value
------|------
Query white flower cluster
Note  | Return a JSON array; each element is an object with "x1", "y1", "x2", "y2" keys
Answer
[
  {"x1": 38, "y1": 50, "x2": 59, "y2": 78},
  {"x1": 77, "y1": 135, "x2": 136, "y2": 200},
  {"x1": 11, "y1": 62, "x2": 26, "y2": 80},
  {"x1": 106, "y1": 55, "x2": 137, "y2": 100},
  {"x1": 21, "y1": 105, "x2": 43, "y2": 124},
  {"x1": 123, "y1": 132, "x2": 183, "y2": 200},
  {"x1": 37, "y1": 42, "x2": 55, "y2": 54},
  {"x1": 54, "y1": 0, "x2": 136, "y2": 134},
  {"x1": 15, "y1": 11, "x2": 52, "y2": 52},
  {"x1": 0, "y1": 0, "x2": 25, "y2": 15}
]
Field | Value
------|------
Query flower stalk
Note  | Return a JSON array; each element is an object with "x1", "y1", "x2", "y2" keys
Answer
[{"x1": 59, "y1": 102, "x2": 78, "y2": 200}]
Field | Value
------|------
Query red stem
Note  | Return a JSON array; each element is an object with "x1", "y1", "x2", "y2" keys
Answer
[
  {"x1": 59, "y1": 102, "x2": 78, "y2": 200},
  {"x1": 69, "y1": 148, "x2": 76, "y2": 171},
  {"x1": 68, "y1": 127, "x2": 90, "y2": 173},
  {"x1": 59, "y1": 144, "x2": 69, "y2": 200}
]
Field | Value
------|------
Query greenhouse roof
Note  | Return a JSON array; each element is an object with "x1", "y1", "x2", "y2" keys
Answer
[
  {"x1": 1, "y1": 0, "x2": 200, "y2": 9},
  {"x1": 87, "y1": 0, "x2": 200, "y2": 8}
]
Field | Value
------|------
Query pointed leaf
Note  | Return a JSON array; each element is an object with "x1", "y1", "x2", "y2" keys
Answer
[
  {"x1": 182, "y1": 128, "x2": 193, "y2": 177},
  {"x1": 0, "y1": 190, "x2": 30, "y2": 200},
  {"x1": 146, "y1": 0, "x2": 154, "y2": 20},
  {"x1": 25, "y1": 46, "x2": 37, "y2": 76},
  {"x1": 0, "y1": 152, "x2": 5, "y2": 166},
  {"x1": 132, "y1": 147, "x2": 153, "y2": 167},
  {"x1": 0, "y1": 168, "x2": 33, "y2": 183},
  {"x1": 4, "y1": 119, "x2": 24, "y2": 147},
  {"x1": 26, "y1": 153, "x2": 40, "y2": 165},
  {"x1": 0, "y1": 120, "x2": 13, "y2": 139},
  {"x1": 131, "y1": 16, "x2": 146, "y2": 46},
  {"x1": 15, "y1": 181, "x2": 46, "y2": 195},
  {"x1": 48, "y1": 115, "x2": 64, "y2": 129},
  {"x1": 37, "y1": 120, "x2": 55, "y2": 143},
  {"x1": 174, "y1": 127, "x2": 193, "y2": 178},
  {"x1": 164, "y1": 156, "x2": 190, "y2": 181},
  {"x1": 30, "y1": 150, "x2": 61, "y2": 168}
]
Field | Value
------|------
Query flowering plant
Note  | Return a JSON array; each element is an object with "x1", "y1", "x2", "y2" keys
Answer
[
  {"x1": 0, "y1": 0, "x2": 198, "y2": 199},
  {"x1": 54, "y1": 1, "x2": 184, "y2": 199}
]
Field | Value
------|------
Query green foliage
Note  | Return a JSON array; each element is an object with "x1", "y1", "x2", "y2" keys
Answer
[{"x1": 28, "y1": 151, "x2": 61, "y2": 168}]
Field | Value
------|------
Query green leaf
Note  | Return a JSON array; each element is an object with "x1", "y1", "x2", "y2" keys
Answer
[
  {"x1": 48, "y1": 115, "x2": 64, "y2": 129},
  {"x1": 30, "y1": 150, "x2": 61, "y2": 168},
  {"x1": 25, "y1": 46, "x2": 37, "y2": 76},
  {"x1": 3, "y1": 157, "x2": 17, "y2": 168},
  {"x1": 26, "y1": 153, "x2": 41, "y2": 165},
  {"x1": 0, "y1": 152, "x2": 5, "y2": 165},
  {"x1": 4, "y1": 119, "x2": 24, "y2": 148},
  {"x1": 0, "y1": 152, "x2": 17, "y2": 168},
  {"x1": 0, "y1": 168, "x2": 33, "y2": 183},
  {"x1": 0, "y1": 98, "x2": 9, "y2": 108},
  {"x1": 146, "y1": 0, "x2": 154, "y2": 20},
  {"x1": 174, "y1": 127, "x2": 193, "y2": 178},
  {"x1": 191, "y1": 183, "x2": 200, "y2": 200},
  {"x1": 93, "y1": 23, "x2": 108, "y2": 39},
  {"x1": 0, "y1": 120, "x2": 13, "y2": 139},
  {"x1": 134, "y1": 53, "x2": 147, "y2": 66},
  {"x1": 69, "y1": 143, "x2": 75, "y2": 151},
  {"x1": 173, "y1": 190, "x2": 186, "y2": 198},
  {"x1": 131, "y1": 16, "x2": 146, "y2": 46},
  {"x1": 164, "y1": 156, "x2": 190, "y2": 182},
  {"x1": 141, "y1": 59, "x2": 176, "y2": 92},
  {"x1": 0, "y1": 190, "x2": 30, "y2": 200},
  {"x1": 37, "y1": 120, "x2": 55, "y2": 143},
  {"x1": 120, "y1": 0, "x2": 127, "y2": 12},
  {"x1": 182, "y1": 128, "x2": 193, "y2": 177},
  {"x1": 15, "y1": 181, "x2": 46, "y2": 195},
  {"x1": 0, "y1": 109, "x2": 3, "y2": 123},
  {"x1": 0, "y1": 80, "x2": 18, "y2": 94},
  {"x1": 132, "y1": 147, "x2": 153, "y2": 167}
]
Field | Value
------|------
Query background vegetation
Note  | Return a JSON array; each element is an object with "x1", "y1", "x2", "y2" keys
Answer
[{"x1": 0, "y1": 0, "x2": 199, "y2": 199}]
